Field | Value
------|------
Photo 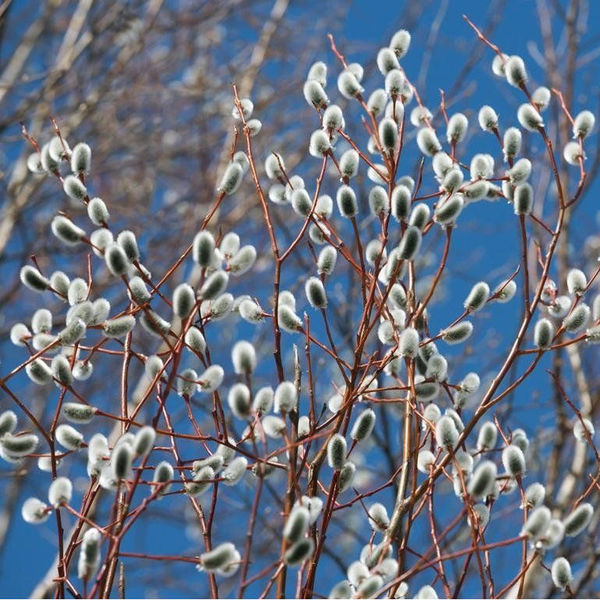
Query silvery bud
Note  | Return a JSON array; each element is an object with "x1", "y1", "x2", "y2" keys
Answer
[
  {"x1": 274, "y1": 381, "x2": 297, "y2": 413},
  {"x1": 63, "y1": 175, "x2": 87, "y2": 200},
  {"x1": 71, "y1": 143, "x2": 91, "y2": 174},
  {"x1": 477, "y1": 422, "x2": 497, "y2": 451},
  {"x1": 503, "y1": 127, "x2": 522, "y2": 161},
  {"x1": 513, "y1": 183, "x2": 533, "y2": 215},
  {"x1": 48, "y1": 477, "x2": 72, "y2": 506},
  {"x1": 62, "y1": 403, "x2": 96, "y2": 424},
  {"x1": 517, "y1": 104, "x2": 543, "y2": 131},
  {"x1": 416, "y1": 128, "x2": 441, "y2": 156},
  {"x1": 573, "y1": 110, "x2": 595, "y2": 139},
  {"x1": 435, "y1": 415, "x2": 459, "y2": 449},
  {"x1": 218, "y1": 162, "x2": 244, "y2": 195},
  {"x1": 337, "y1": 70, "x2": 363, "y2": 99},
  {"x1": 505, "y1": 55, "x2": 527, "y2": 87},
  {"x1": 389, "y1": 29, "x2": 411, "y2": 58},
  {"x1": 303, "y1": 80, "x2": 329, "y2": 109},
  {"x1": 478, "y1": 105, "x2": 498, "y2": 131},
  {"x1": 464, "y1": 282, "x2": 490, "y2": 312},
  {"x1": 327, "y1": 434, "x2": 346, "y2": 470},
  {"x1": 338, "y1": 150, "x2": 358, "y2": 179},
  {"x1": 567, "y1": 268, "x2": 587, "y2": 295},
  {"x1": 336, "y1": 185, "x2": 358, "y2": 218},
  {"x1": 533, "y1": 318, "x2": 554, "y2": 349},
  {"x1": 56, "y1": 424, "x2": 83, "y2": 451}
]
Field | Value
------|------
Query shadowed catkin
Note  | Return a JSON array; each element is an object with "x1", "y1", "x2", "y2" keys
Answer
[
  {"x1": 391, "y1": 185, "x2": 411, "y2": 221},
  {"x1": 398, "y1": 225, "x2": 422, "y2": 260},
  {"x1": 51, "y1": 216, "x2": 86, "y2": 246},
  {"x1": 434, "y1": 193, "x2": 463, "y2": 225},
  {"x1": 305, "y1": 277, "x2": 327, "y2": 308},
  {"x1": 283, "y1": 506, "x2": 310, "y2": 543},
  {"x1": 193, "y1": 231, "x2": 215, "y2": 267},
  {"x1": 563, "y1": 502, "x2": 594, "y2": 536},
  {"x1": 77, "y1": 528, "x2": 101, "y2": 580},
  {"x1": 227, "y1": 383, "x2": 251, "y2": 419},
  {"x1": 327, "y1": 434, "x2": 346, "y2": 470},
  {"x1": 199, "y1": 542, "x2": 238, "y2": 572},
  {"x1": 513, "y1": 183, "x2": 533, "y2": 215},
  {"x1": 416, "y1": 128, "x2": 441, "y2": 156},
  {"x1": 350, "y1": 409, "x2": 376, "y2": 442},
  {"x1": 284, "y1": 538, "x2": 314, "y2": 566},
  {"x1": 468, "y1": 461, "x2": 497, "y2": 498},
  {"x1": 464, "y1": 282, "x2": 490, "y2": 312},
  {"x1": 441, "y1": 321, "x2": 473, "y2": 345},
  {"x1": 505, "y1": 55, "x2": 527, "y2": 87},
  {"x1": 534, "y1": 318, "x2": 554, "y2": 349},
  {"x1": 153, "y1": 461, "x2": 174, "y2": 495},
  {"x1": 218, "y1": 162, "x2": 243, "y2": 194},
  {"x1": 521, "y1": 506, "x2": 551, "y2": 539},
  {"x1": 0, "y1": 411, "x2": 17, "y2": 437},
  {"x1": 62, "y1": 403, "x2": 96, "y2": 424},
  {"x1": 111, "y1": 442, "x2": 133, "y2": 480},
  {"x1": 199, "y1": 270, "x2": 228, "y2": 300},
  {"x1": 133, "y1": 426, "x2": 156, "y2": 458}
]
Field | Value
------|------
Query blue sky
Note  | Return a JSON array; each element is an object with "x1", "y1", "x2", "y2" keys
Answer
[{"x1": 1, "y1": 1, "x2": 600, "y2": 597}]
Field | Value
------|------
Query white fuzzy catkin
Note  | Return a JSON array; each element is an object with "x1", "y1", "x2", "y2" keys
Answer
[
  {"x1": 52, "y1": 216, "x2": 86, "y2": 245},
  {"x1": 551, "y1": 557, "x2": 572, "y2": 590},
  {"x1": 389, "y1": 28, "x2": 411, "y2": 57},
  {"x1": 398, "y1": 226, "x2": 422, "y2": 260},
  {"x1": 48, "y1": 477, "x2": 72, "y2": 506},
  {"x1": 368, "y1": 502, "x2": 390, "y2": 531},
  {"x1": 350, "y1": 409, "x2": 376, "y2": 442},
  {"x1": 231, "y1": 340, "x2": 256, "y2": 375},
  {"x1": 435, "y1": 415, "x2": 459, "y2": 449},
  {"x1": 464, "y1": 282, "x2": 490, "y2": 312},
  {"x1": 567, "y1": 268, "x2": 587, "y2": 295},
  {"x1": 441, "y1": 321, "x2": 473, "y2": 345},
  {"x1": 534, "y1": 318, "x2": 554, "y2": 349},
  {"x1": 198, "y1": 365, "x2": 224, "y2": 393},
  {"x1": 274, "y1": 381, "x2": 298, "y2": 413},
  {"x1": 573, "y1": 110, "x2": 595, "y2": 138},
  {"x1": 505, "y1": 55, "x2": 527, "y2": 87},
  {"x1": 62, "y1": 403, "x2": 96, "y2": 424},
  {"x1": 518, "y1": 104, "x2": 543, "y2": 131},
  {"x1": 468, "y1": 461, "x2": 497, "y2": 498},
  {"x1": 305, "y1": 277, "x2": 327, "y2": 308},
  {"x1": 222, "y1": 456, "x2": 247, "y2": 486},
  {"x1": 502, "y1": 444, "x2": 526, "y2": 477},
  {"x1": 55, "y1": 424, "x2": 83, "y2": 451},
  {"x1": 22, "y1": 497, "x2": 50, "y2": 524},
  {"x1": 477, "y1": 422, "x2": 497, "y2": 451}
]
